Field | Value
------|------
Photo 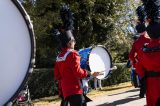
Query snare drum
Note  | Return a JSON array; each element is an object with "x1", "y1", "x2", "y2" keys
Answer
[
  {"x1": 79, "y1": 45, "x2": 112, "y2": 79},
  {"x1": 0, "y1": 0, "x2": 35, "y2": 105}
]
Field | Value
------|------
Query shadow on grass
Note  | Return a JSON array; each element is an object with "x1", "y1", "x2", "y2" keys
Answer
[
  {"x1": 33, "y1": 83, "x2": 132, "y2": 103},
  {"x1": 96, "y1": 88, "x2": 146, "y2": 106},
  {"x1": 97, "y1": 96, "x2": 140, "y2": 106},
  {"x1": 100, "y1": 85, "x2": 132, "y2": 92},
  {"x1": 108, "y1": 88, "x2": 139, "y2": 96},
  {"x1": 33, "y1": 96, "x2": 60, "y2": 103}
]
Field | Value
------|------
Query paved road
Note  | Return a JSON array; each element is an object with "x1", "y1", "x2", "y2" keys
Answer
[{"x1": 88, "y1": 88, "x2": 146, "y2": 106}]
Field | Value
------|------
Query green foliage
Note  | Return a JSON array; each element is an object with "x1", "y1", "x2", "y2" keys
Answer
[
  {"x1": 21, "y1": 0, "x2": 138, "y2": 99},
  {"x1": 28, "y1": 69, "x2": 58, "y2": 99},
  {"x1": 102, "y1": 63, "x2": 131, "y2": 86},
  {"x1": 22, "y1": 0, "x2": 138, "y2": 68}
]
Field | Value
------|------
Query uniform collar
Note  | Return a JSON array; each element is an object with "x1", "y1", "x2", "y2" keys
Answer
[{"x1": 62, "y1": 48, "x2": 73, "y2": 52}]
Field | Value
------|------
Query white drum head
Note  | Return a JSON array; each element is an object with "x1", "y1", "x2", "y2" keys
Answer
[
  {"x1": 0, "y1": 0, "x2": 35, "y2": 105},
  {"x1": 89, "y1": 46, "x2": 112, "y2": 79}
]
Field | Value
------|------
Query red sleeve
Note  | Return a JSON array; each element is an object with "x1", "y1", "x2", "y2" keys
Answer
[
  {"x1": 54, "y1": 63, "x2": 62, "y2": 96},
  {"x1": 129, "y1": 43, "x2": 137, "y2": 66},
  {"x1": 54, "y1": 62, "x2": 61, "y2": 80},
  {"x1": 135, "y1": 51, "x2": 145, "y2": 78},
  {"x1": 69, "y1": 51, "x2": 88, "y2": 79},
  {"x1": 135, "y1": 61, "x2": 145, "y2": 78}
]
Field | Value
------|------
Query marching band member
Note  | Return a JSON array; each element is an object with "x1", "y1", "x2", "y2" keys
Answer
[
  {"x1": 54, "y1": 30, "x2": 100, "y2": 106},
  {"x1": 135, "y1": 0, "x2": 160, "y2": 105},
  {"x1": 128, "y1": 24, "x2": 150, "y2": 98},
  {"x1": 129, "y1": 4, "x2": 151, "y2": 98},
  {"x1": 135, "y1": 23, "x2": 160, "y2": 106},
  {"x1": 129, "y1": 24, "x2": 150, "y2": 69}
]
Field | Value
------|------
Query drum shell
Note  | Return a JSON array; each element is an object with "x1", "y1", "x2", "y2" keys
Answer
[
  {"x1": 79, "y1": 45, "x2": 112, "y2": 79},
  {"x1": 79, "y1": 47, "x2": 92, "y2": 71},
  {"x1": 0, "y1": 0, "x2": 36, "y2": 105}
]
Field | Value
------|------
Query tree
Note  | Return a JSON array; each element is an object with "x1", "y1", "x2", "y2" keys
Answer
[
  {"x1": 21, "y1": 0, "x2": 139, "y2": 98},
  {"x1": 23, "y1": 0, "x2": 138, "y2": 68}
]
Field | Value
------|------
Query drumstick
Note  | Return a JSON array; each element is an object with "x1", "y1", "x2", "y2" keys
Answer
[
  {"x1": 98, "y1": 71, "x2": 105, "y2": 75},
  {"x1": 98, "y1": 66, "x2": 117, "y2": 73},
  {"x1": 110, "y1": 66, "x2": 117, "y2": 70},
  {"x1": 95, "y1": 71, "x2": 104, "y2": 75},
  {"x1": 97, "y1": 66, "x2": 117, "y2": 76}
]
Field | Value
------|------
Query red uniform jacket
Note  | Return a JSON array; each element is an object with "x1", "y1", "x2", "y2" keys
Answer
[
  {"x1": 136, "y1": 39, "x2": 160, "y2": 106},
  {"x1": 129, "y1": 33, "x2": 150, "y2": 67},
  {"x1": 54, "y1": 48, "x2": 88, "y2": 99}
]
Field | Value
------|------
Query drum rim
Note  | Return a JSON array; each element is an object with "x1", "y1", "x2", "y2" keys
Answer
[
  {"x1": 4, "y1": 0, "x2": 36, "y2": 105},
  {"x1": 89, "y1": 45, "x2": 113, "y2": 79}
]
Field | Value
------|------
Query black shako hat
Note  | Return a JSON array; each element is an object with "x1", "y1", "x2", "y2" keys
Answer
[
  {"x1": 136, "y1": 23, "x2": 146, "y2": 33},
  {"x1": 147, "y1": 23, "x2": 160, "y2": 38},
  {"x1": 59, "y1": 30, "x2": 75, "y2": 47},
  {"x1": 136, "y1": 5, "x2": 147, "y2": 23},
  {"x1": 142, "y1": 0, "x2": 160, "y2": 23}
]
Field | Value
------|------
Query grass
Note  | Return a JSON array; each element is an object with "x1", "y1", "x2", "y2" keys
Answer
[
  {"x1": 32, "y1": 82, "x2": 133, "y2": 106},
  {"x1": 87, "y1": 82, "x2": 132, "y2": 97}
]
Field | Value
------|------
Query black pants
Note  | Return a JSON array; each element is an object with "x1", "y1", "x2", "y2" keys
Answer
[
  {"x1": 60, "y1": 96, "x2": 68, "y2": 106},
  {"x1": 156, "y1": 97, "x2": 160, "y2": 106},
  {"x1": 66, "y1": 94, "x2": 87, "y2": 106},
  {"x1": 139, "y1": 78, "x2": 146, "y2": 98}
]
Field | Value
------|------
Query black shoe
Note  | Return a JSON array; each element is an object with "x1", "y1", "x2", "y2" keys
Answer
[{"x1": 139, "y1": 93, "x2": 144, "y2": 98}]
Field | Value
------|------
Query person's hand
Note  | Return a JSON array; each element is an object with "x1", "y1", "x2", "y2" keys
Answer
[
  {"x1": 91, "y1": 71, "x2": 104, "y2": 77},
  {"x1": 91, "y1": 72, "x2": 100, "y2": 77}
]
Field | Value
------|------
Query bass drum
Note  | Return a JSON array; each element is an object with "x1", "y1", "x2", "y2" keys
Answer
[
  {"x1": 79, "y1": 45, "x2": 112, "y2": 79},
  {"x1": 0, "y1": 0, "x2": 35, "y2": 105}
]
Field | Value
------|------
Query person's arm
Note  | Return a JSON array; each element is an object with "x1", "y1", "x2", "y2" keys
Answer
[
  {"x1": 134, "y1": 51, "x2": 146, "y2": 98},
  {"x1": 134, "y1": 50, "x2": 145, "y2": 78},
  {"x1": 129, "y1": 43, "x2": 137, "y2": 67},
  {"x1": 54, "y1": 63, "x2": 63, "y2": 97},
  {"x1": 69, "y1": 51, "x2": 88, "y2": 79},
  {"x1": 54, "y1": 62, "x2": 61, "y2": 80}
]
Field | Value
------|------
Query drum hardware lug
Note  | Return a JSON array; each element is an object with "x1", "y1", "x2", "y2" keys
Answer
[
  {"x1": 25, "y1": 15, "x2": 33, "y2": 29},
  {"x1": 110, "y1": 66, "x2": 117, "y2": 71},
  {"x1": 31, "y1": 58, "x2": 36, "y2": 64},
  {"x1": 29, "y1": 68, "x2": 33, "y2": 73},
  {"x1": 6, "y1": 102, "x2": 12, "y2": 106},
  {"x1": 33, "y1": 65, "x2": 36, "y2": 68},
  {"x1": 29, "y1": 59, "x2": 36, "y2": 69},
  {"x1": 29, "y1": 23, "x2": 33, "y2": 29}
]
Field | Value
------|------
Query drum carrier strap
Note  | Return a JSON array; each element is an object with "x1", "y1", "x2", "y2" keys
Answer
[{"x1": 56, "y1": 50, "x2": 73, "y2": 62}]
